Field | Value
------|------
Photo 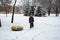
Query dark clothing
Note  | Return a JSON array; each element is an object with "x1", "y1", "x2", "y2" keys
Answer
[
  {"x1": 29, "y1": 16, "x2": 34, "y2": 23},
  {"x1": 30, "y1": 23, "x2": 34, "y2": 28},
  {"x1": 29, "y1": 16, "x2": 34, "y2": 28}
]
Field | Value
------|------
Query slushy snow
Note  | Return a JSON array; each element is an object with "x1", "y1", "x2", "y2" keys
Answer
[{"x1": 0, "y1": 13, "x2": 60, "y2": 40}]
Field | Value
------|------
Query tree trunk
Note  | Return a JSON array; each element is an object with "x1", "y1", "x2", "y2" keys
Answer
[
  {"x1": 56, "y1": 10, "x2": 59, "y2": 17},
  {"x1": 56, "y1": 9, "x2": 58, "y2": 16},
  {"x1": 27, "y1": 0, "x2": 29, "y2": 16},
  {"x1": 11, "y1": 0, "x2": 17, "y2": 23},
  {"x1": 55, "y1": 6, "x2": 59, "y2": 17},
  {"x1": 6, "y1": 6, "x2": 8, "y2": 17},
  {"x1": 0, "y1": 19, "x2": 1, "y2": 27},
  {"x1": 48, "y1": 9, "x2": 50, "y2": 16},
  {"x1": 48, "y1": 0, "x2": 51, "y2": 16},
  {"x1": 3, "y1": 4, "x2": 8, "y2": 17},
  {"x1": 6, "y1": 10, "x2": 8, "y2": 17},
  {"x1": 6, "y1": 13, "x2": 7, "y2": 17}
]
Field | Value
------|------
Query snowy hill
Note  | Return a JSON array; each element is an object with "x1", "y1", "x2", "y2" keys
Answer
[{"x1": 0, "y1": 14, "x2": 60, "y2": 40}]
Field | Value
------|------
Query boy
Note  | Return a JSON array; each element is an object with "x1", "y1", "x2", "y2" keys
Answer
[{"x1": 29, "y1": 14, "x2": 34, "y2": 28}]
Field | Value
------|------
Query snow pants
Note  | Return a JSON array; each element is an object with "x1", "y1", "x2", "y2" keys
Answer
[{"x1": 30, "y1": 23, "x2": 34, "y2": 28}]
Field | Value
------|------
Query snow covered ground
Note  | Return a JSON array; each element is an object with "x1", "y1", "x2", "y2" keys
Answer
[{"x1": 0, "y1": 14, "x2": 60, "y2": 40}]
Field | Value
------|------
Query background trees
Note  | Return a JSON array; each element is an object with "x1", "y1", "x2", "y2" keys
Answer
[
  {"x1": 32, "y1": 0, "x2": 60, "y2": 16},
  {"x1": 0, "y1": 0, "x2": 60, "y2": 17},
  {"x1": 0, "y1": 0, "x2": 12, "y2": 6},
  {"x1": 0, "y1": 0, "x2": 12, "y2": 17},
  {"x1": 54, "y1": 0, "x2": 60, "y2": 16},
  {"x1": 23, "y1": 5, "x2": 29, "y2": 16},
  {"x1": 35, "y1": 6, "x2": 42, "y2": 16}
]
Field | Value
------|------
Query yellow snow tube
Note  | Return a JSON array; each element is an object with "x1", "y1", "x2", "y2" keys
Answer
[{"x1": 11, "y1": 25, "x2": 23, "y2": 31}]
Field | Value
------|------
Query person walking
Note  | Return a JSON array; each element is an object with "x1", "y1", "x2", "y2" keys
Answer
[{"x1": 29, "y1": 14, "x2": 34, "y2": 28}]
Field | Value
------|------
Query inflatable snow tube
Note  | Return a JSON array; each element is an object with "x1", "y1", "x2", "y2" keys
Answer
[{"x1": 11, "y1": 26, "x2": 23, "y2": 31}]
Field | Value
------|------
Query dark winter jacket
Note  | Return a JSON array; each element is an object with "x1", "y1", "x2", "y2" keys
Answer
[{"x1": 29, "y1": 16, "x2": 34, "y2": 23}]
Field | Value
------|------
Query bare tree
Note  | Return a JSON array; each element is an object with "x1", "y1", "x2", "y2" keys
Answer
[
  {"x1": 47, "y1": 0, "x2": 52, "y2": 16},
  {"x1": 11, "y1": 0, "x2": 17, "y2": 23},
  {"x1": 55, "y1": 0, "x2": 60, "y2": 16},
  {"x1": 32, "y1": 0, "x2": 51, "y2": 16},
  {"x1": 0, "y1": 0, "x2": 12, "y2": 17}
]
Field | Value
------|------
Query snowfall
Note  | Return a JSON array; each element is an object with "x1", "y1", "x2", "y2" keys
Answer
[{"x1": 0, "y1": 13, "x2": 60, "y2": 40}]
